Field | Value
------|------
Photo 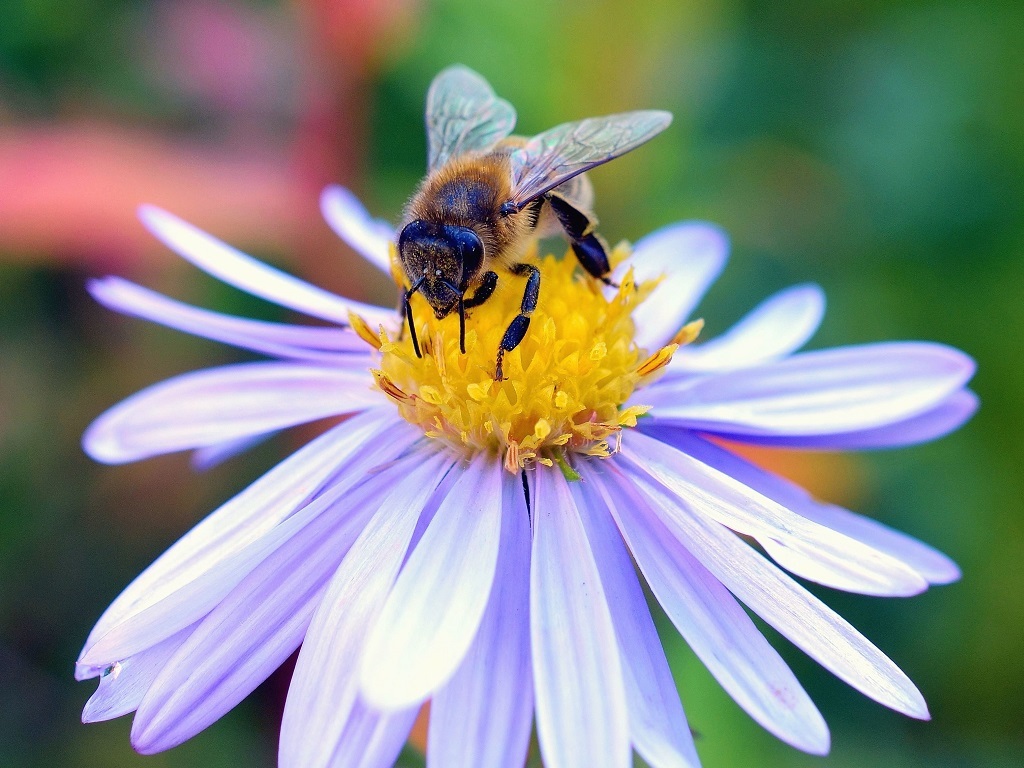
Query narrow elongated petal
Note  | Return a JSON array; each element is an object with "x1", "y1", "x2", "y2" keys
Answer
[
  {"x1": 644, "y1": 428, "x2": 960, "y2": 585},
  {"x1": 139, "y1": 205, "x2": 393, "y2": 326},
  {"x1": 81, "y1": 626, "x2": 194, "y2": 722},
  {"x1": 670, "y1": 284, "x2": 825, "y2": 373},
  {"x1": 130, "y1": 459, "x2": 402, "y2": 753},
  {"x1": 594, "y1": 464, "x2": 828, "y2": 755},
  {"x1": 321, "y1": 185, "x2": 396, "y2": 274},
  {"x1": 571, "y1": 477, "x2": 701, "y2": 768},
  {"x1": 279, "y1": 452, "x2": 453, "y2": 768},
  {"x1": 84, "y1": 362, "x2": 382, "y2": 463},
  {"x1": 88, "y1": 277, "x2": 369, "y2": 362},
  {"x1": 319, "y1": 697, "x2": 420, "y2": 768},
  {"x1": 531, "y1": 468, "x2": 630, "y2": 768},
  {"x1": 619, "y1": 222, "x2": 729, "y2": 351},
  {"x1": 643, "y1": 343, "x2": 975, "y2": 437},
  {"x1": 81, "y1": 441, "x2": 412, "y2": 666},
  {"x1": 427, "y1": 472, "x2": 533, "y2": 768},
  {"x1": 711, "y1": 390, "x2": 979, "y2": 451},
  {"x1": 360, "y1": 456, "x2": 505, "y2": 710},
  {"x1": 191, "y1": 432, "x2": 274, "y2": 470},
  {"x1": 630, "y1": 469, "x2": 930, "y2": 719},
  {"x1": 625, "y1": 432, "x2": 927, "y2": 596},
  {"x1": 81, "y1": 410, "x2": 409, "y2": 656}
]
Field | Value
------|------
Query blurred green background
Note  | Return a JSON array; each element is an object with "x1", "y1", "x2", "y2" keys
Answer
[{"x1": 1, "y1": 0, "x2": 1021, "y2": 766}]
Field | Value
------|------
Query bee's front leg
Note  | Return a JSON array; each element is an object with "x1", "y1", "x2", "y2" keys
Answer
[
  {"x1": 546, "y1": 191, "x2": 618, "y2": 288},
  {"x1": 495, "y1": 263, "x2": 540, "y2": 381},
  {"x1": 464, "y1": 271, "x2": 498, "y2": 309}
]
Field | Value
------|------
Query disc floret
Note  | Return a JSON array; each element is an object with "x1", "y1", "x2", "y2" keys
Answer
[{"x1": 364, "y1": 244, "x2": 682, "y2": 472}]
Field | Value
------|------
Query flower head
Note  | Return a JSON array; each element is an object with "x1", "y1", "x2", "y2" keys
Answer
[{"x1": 77, "y1": 184, "x2": 976, "y2": 768}]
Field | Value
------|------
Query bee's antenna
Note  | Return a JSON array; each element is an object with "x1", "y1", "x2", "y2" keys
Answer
[
  {"x1": 439, "y1": 280, "x2": 467, "y2": 354},
  {"x1": 457, "y1": 294, "x2": 466, "y2": 354},
  {"x1": 404, "y1": 277, "x2": 425, "y2": 358}
]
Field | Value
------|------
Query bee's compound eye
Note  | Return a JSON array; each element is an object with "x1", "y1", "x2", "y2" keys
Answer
[
  {"x1": 398, "y1": 219, "x2": 433, "y2": 252},
  {"x1": 446, "y1": 226, "x2": 484, "y2": 277}
]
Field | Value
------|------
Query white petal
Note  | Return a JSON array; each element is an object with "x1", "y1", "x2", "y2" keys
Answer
[
  {"x1": 644, "y1": 342, "x2": 975, "y2": 437},
  {"x1": 139, "y1": 204, "x2": 393, "y2": 327},
  {"x1": 629, "y1": 468, "x2": 930, "y2": 719},
  {"x1": 306, "y1": 697, "x2": 420, "y2": 768},
  {"x1": 88, "y1": 277, "x2": 369, "y2": 362},
  {"x1": 571, "y1": 478, "x2": 702, "y2": 768},
  {"x1": 645, "y1": 429, "x2": 960, "y2": 587},
  {"x1": 670, "y1": 283, "x2": 825, "y2": 373},
  {"x1": 711, "y1": 389, "x2": 978, "y2": 451},
  {"x1": 83, "y1": 362, "x2": 382, "y2": 463},
  {"x1": 80, "y1": 410, "x2": 409, "y2": 659},
  {"x1": 594, "y1": 464, "x2": 829, "y2": 755},
  {"x1": 616, "y1": 222, "x2": 728, "y2": 351},
  {"x1": 531, "y1": 468, "x2": 630, "y2": 768},
  {"x1": 191, "y1": 432, "x2": 274, "y2": 470},
  {"x1": 360, "y1": 456, "x2": 505, "y2": 710},
  {"x1": 320, "y1": 185, "x2": 396, "y2": 274},
  {"x1": 427, "y1": 472, "x2": 533, "y2": 768},
  {"x1": 626, "y1": 432, "x2": 927, "y2": 597},
  {"x1": 81, "y1": 626, "x2": 194, "y2": 723},
  {"x1": 279, "y1": 452, "x2": 453, "y2": 768},
  {"x1": 129, "y1": 461, "x2": 402, "y2": 754}
]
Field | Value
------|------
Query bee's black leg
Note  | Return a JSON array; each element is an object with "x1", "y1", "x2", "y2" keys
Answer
[
  {"x1": 464, "y1": 270, "x2": 498, "y2": 309},
  {"x1": 495, "y1": 263, "x2": 540, "y2": 381},
  {"x1": 546, "y1": 191, "x2": 617, "y2": 287}
]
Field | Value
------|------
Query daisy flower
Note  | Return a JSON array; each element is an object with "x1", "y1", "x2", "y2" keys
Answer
[{"x1": 77, "y1": 185, "x2": 976, "y2": 768}]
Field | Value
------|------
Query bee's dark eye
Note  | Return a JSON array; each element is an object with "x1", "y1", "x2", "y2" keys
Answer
[
  {"x1": 447, "y1": 226, "x2": 483, "y2": 278},
  {"x1": 398, "y1": 220, "x2": 432, "y2": 252}
]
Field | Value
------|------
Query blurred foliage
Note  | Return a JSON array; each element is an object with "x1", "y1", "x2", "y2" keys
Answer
[{"x1": 1, "y1": 0, "x2": 1022, "y2": 766}]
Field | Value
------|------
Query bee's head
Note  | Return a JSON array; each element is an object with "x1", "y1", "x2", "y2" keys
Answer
[{"x1": 398, "y1": 220, "x2": 484, "y2": 318}]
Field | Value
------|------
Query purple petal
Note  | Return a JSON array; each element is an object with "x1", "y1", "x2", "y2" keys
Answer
[
  {"x1": 531, "y1": 467, "x2": 630, "y2": 768},
  {"x1": 643, "y1": 428, "x2": 960, "y2": 585},
  {"x1": 82, "y1": 431, "x2": 415, "y2": 669},
  {"x1": 708, "y1": 390, "x2": 978, "y2": 451},
  {"x1": 320, "y1": 185, "x2": 396, "y2": 275},
  {"x1": 571, "y1": 477, "x2": 702, "y2": 768},
  {"x1": 190, "y1": 431, "x2": 275, "y2": 470},
  {"x1": 138, "y1": 205, "x2": 393, "y2": 327},
  {"x1": 618, "y1": 222, "x2": 729, "y2": 351},
  {"x1": 278, "y1": 452, "x2": 453, "y2": 768},
  {"x1": 627, "y1": 467, "x2": 930, "y2": 720},
  {"x1": 88, "y1": 277, "x2": 370, "y2": 362},
  {"x1": 304, "y1": 697, "x2": 419, "y2": 768},
  {"x1": 83, "y1": 362, "x2": 381, "y2": 463},
  {"x1": 670, "y1": 284, "x2": 825, "y2": 373},
  {"x1": 81, "y1": 626, "x2": 194, "y2": 723},
  {"x1": 643, "y1": 342, "x2": 975, "y2": 437},
  {"x1": 427, "y1": 472, "x2": 534, "y2": 768},
  {"x1": 80, "y1": 410, "x2": 410, "y2": 659},
  {"x1": 360, "y1": 456, "x2": 505, "y2": 710},
  {"x1": 593, "y1": 463, "x2": 829, "y2": 755},
  {"x1": 625, "y1": 432, "x2": 927, "y2": 597},
  {"x1": 129, "y1": 456, "x2": 408, "y2": 753}
]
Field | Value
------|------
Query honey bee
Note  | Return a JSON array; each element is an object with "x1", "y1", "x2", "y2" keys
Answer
[{"x1": 398, "y1": 65, "x2": 671, "y2": 380}]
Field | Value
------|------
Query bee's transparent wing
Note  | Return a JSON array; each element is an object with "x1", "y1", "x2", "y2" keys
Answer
[
  {"x1": 508, "y1": 110, "x2": 672, "y2": 208},
  {"x1": 426, "y1": 65, "x2": 517, "y2": 172}
]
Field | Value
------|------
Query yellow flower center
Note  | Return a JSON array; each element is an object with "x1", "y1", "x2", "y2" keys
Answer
[{"x1": 354, "y1": 242, "x2": 696, "y2": 473}]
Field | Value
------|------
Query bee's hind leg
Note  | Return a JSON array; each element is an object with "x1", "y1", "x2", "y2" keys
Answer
[
  {"x1": 494, "y1": 263, "x2": 539, "y2": 381},
  {"x1": 546, "y1": 191, "x2": 617, "y2": 288}
]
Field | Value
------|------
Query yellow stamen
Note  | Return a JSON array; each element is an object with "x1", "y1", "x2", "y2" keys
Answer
[
  {"x1": 637, "y1": 344, "x2": 679, "y2": 377},
  {"x1": 671, "y1": 318, "x2": 705, "y2": 346},
  {"x1": 348, "y1": 311, "x2": 383, "y2": 350},
  {"x1": 375, "y1": 243, "x2": 663, "y2": 471}
]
